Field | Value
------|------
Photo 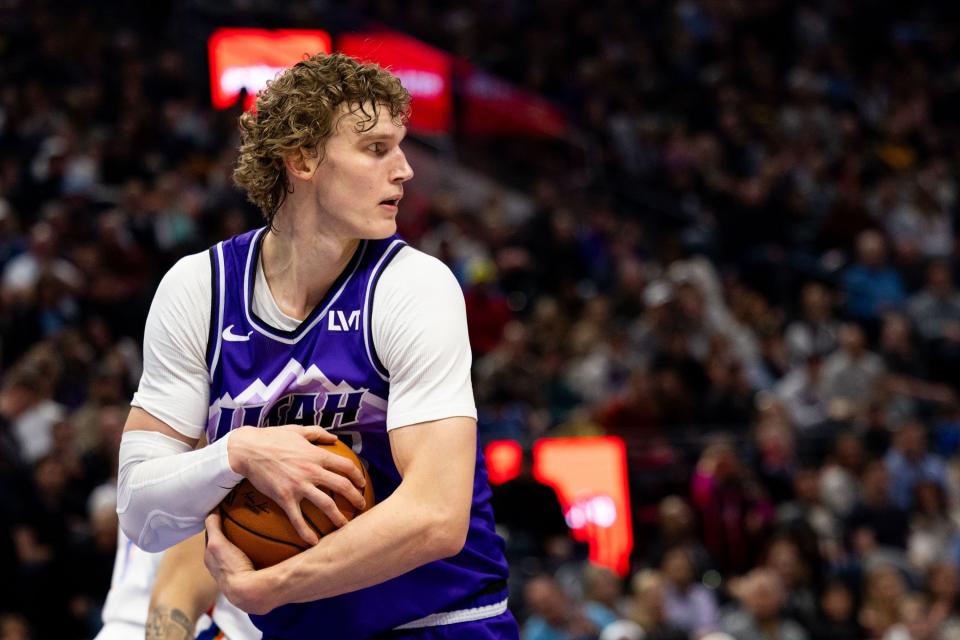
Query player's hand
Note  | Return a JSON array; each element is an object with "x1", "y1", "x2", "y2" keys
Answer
[
  {"x1": 204, "y1": 513, "x2": 273, "y2": 615},
  {"x1": 226, "y1": 425, "x2": 366, "y2": 545}
]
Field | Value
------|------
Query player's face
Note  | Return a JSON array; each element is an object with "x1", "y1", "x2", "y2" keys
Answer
[{"x1": 310, "y1": 102, "x2": 413, "y2": 240}]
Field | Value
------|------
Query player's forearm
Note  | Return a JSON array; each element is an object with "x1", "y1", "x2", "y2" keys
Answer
[
  {"x1": 145, "y1": 604, "x2": 197, "y2": 640},
  {"x1": 145, "y1": 604, "x2": 199, "y2": 640},
  {"x1": 151, "y1": 584, "x2": 216, "y2": 622},
  {"x1": 117, "y1": 430, "x2": 243, "y2": 551},
  {"x1": 150, "y1": 533, "x2": 218, "y2": 626},
  {"x1": 236, "y1": 480, "x2": 467, "y2": 611}
]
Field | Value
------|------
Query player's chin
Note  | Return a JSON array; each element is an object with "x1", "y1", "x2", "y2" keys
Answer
[{"x1": 365, "y1": 214, "x2": 398, "y2": 239}]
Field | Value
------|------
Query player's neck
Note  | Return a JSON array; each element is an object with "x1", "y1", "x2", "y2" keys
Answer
[{"x1": 260, "y1": 219, "x2": 359, "y2": 321}]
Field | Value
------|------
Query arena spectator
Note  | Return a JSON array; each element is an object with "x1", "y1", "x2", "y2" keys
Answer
[
  {"x1": 857, "y1": 564, "x2": 911, "y2": 639},
  {"x1": 841, "y1": 230, "x2": 906, "y2": 327},
  {"x1": 660, "y1": 546, "x2": 719, "y2": 636},
  {"x1": 819, "y1": 323, "x2": 886, "y2": 420},
  {"x1": 818, "y1": 431, "x2": 865, "y2": 519},
  {"x1": 908, "y1": 261, "x2": 960, "y2": 345},
  {"x1": 522, "y1": 574, "x2": 619, "y2": 640},
  {"x1": 774, "y1": 351, "x2": 830, "y2": 431},
  {"x1": 846, "y1": 460, "x2": 909, "y2": 553},
  {"x1": 808, "y1": 581, "x2": 860, "y2": 640},
  {"x1": 721, "y1": 569, "x2": 808, "y2": 640},
  {"x1": 923, "y1": 562, "x2": 960, "y2": 638},
  {"x1": 691, "y1": 439, "x2": 774, "y2": 575},
  {"x1": 784, "y1": 283, "x2": 840, "y2": 366},
  {"x1": 884, "y1": 420, "x2": 949, "y2": 512},
  {"x1": 582, "y1": 564, "x2": 630, "y2": 621},
  {"x1": 762, "y1": 536, "x2": 818, "y2": 629},
  {"x1": 625, "y1": 570, "x2": 687, "y2": 640}
]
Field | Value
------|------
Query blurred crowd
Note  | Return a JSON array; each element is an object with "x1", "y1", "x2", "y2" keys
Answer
[{"x1": 4, "y1": 1, "x2": 960, "y2": 639}]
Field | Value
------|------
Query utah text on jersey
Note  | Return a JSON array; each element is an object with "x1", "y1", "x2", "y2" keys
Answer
[{"x1": 206, "y1": 359, "x2": 384, "y2": 445}]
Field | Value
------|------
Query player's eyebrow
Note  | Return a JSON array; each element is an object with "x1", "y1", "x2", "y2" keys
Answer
[{"x1": 355, "y1": 127, "x2": 406, "y2": 143}]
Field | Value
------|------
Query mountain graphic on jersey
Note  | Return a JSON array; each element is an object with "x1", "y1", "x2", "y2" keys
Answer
[{"x1": 207, "y1": 358, "x2": 387, "y2": 441}]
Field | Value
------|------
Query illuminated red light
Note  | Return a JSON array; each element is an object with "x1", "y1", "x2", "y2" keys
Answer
[
  {"x1": 208, "y1": 28, "x2": 332, "y2": 110},
  {"x1": 485, "y1": 437, "x2": 634, "y2": 576},
  {"x1": 458, "y1": 61, "x2": 569, "y2": 138},
  {"x1": 484, "y1": 440, "x2": 523, "y2": 485},
  {"x1": 337, "y1": 32, "x2": 453, "y2": 135},
  {"x1": 534, "y1": 437, "x2": 633, "y2": 576}
]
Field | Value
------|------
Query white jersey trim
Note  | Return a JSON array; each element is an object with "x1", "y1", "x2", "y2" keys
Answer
[
  {"x1": 242, "y1": 228, "x2": 368, "y2": 345},
  {"x1": 363, "y1": 238, "x2": 406, "y2": 383},
  {"x1": 393, "y1": 598, "x2": 508, "y2": 630},
  {"x1": 208, "y1": 243, "x2": 226, "y2": 382}
]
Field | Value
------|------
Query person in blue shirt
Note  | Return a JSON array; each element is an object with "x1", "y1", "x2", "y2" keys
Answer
[
  {"x1": 522, "y1": 574, "x2": 619, "y2": 640},
  {"x1": 842, "y1": 230, "x2": 906, "y2": 324}
]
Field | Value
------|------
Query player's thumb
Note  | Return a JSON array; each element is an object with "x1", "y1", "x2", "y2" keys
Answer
[
  {"x1": 300, "y1": 426, "x2": 336, "y2": 443},
  {"x1": 204, "y1": 512, "x2": 223, "y2": 545}
]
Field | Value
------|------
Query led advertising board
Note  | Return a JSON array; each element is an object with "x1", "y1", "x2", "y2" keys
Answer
[
  {"x1": 485, "y1": 437, "x2": 633, "y2": 575},
  {"x1": 208, "y1": 28, "x2": 332, "y2": 110},
  {"x1": 338, "y1": 32, "x2": 453, "y2": 135}
]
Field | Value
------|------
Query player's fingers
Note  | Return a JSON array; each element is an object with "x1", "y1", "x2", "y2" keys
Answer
[
  {"x1": 280, "y1": 497, "x2": 320, "y2": 546},
  {"x1": 298, "y1": 426, "x2": 337, "y2": 443},
  {"x1": 317, "y1": 450, "x2": 366, "y2": 489},
  {"x1": 204, "y1": 513, "x2": 228, "y2": 555},
  {"x1": 303, "y1": 485, "x2": 349, "y2": 529},
  {"x1": 316, "y1": 469, "x2": 366, "y2": 511},
  {"x1": 204, "y1": 512, "x2": 221, "y2": 541}
]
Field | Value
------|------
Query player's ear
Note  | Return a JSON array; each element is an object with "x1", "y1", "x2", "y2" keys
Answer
[{"x1": 284, "y1": 146, "x2": 320, "y2": 181}]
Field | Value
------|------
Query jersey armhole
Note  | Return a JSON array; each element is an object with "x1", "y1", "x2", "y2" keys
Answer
[
  {"x1": 205, "y1": 244, "x2": 226, "y2": 380},
  {"x1": 363, "y1": 240, "x2": 407, "y2": 381}
]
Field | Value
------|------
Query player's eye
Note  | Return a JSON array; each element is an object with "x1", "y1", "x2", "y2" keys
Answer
[{"x1": 368, "y1": 142, "x2": 387, "y2": 156}]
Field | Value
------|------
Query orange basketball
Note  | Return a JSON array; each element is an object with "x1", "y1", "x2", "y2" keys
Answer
[{"x1": 217, "y1": 438, "x2": 375, "y2": 569}]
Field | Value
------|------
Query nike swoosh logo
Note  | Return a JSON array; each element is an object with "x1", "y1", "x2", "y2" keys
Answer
[{"x1": 222, "y1": 324, "x2": 253, "y2": 342}]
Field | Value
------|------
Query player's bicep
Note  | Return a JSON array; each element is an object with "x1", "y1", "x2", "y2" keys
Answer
[
  {"x1": 123, "y1": 407, "x2": 197, "y2": 447},
  {"x1": 388, "y1": 416, "x2": 476, "y2": 519}
]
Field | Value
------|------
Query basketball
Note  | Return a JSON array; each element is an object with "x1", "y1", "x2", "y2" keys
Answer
[{"x1": 217, "y1": 438, "x2": 376, "y2": 569}]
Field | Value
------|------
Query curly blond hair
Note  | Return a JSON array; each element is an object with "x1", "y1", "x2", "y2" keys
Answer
[{"x1": 233, "y1": 52, "x2": 411, "y2": 225}]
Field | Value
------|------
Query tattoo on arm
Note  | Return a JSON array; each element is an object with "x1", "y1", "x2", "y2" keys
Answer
[{"x1": 145, "y1": 606, "x2": 193, "y2": 640}]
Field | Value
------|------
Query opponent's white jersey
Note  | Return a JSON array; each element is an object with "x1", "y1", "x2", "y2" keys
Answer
[{"x1": 96, "y1": 529, "x2": 260, "y2": 639}]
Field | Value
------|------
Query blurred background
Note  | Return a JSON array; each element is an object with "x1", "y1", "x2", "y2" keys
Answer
[{"x1": 4, "y1": 0, "x2": 960, "y2": 638}]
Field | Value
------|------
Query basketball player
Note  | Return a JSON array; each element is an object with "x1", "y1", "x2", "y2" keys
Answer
[
  {"x1": 116, "y1": 52, "x2": 515, "y2": 638},
  {"x1": 96, "y1": 530, "x2": 259, "y2": 639}
]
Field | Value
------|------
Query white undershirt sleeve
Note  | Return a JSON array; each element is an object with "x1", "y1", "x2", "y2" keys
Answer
[
  {"x1": 372, "y1": 248, "x2": 477, "y2": 430},
  {"x1": 130, "y1": 252, "x2": 212, "y2": 439},
  {"x1": 116, "y1": 430, "x2": 242, "y2": 552},
  {"x1": 118, "y1": 252, "x2": 246, "y2": 551}
]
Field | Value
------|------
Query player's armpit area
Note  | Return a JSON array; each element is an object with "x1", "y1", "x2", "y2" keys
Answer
[{"x1": 124, "y1": 406, "x2": 200, "y2": 448}]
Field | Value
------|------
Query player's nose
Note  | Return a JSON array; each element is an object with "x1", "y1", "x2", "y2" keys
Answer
[{"x1": 391, "y1": 149, "x2": 414, "y2": 184}]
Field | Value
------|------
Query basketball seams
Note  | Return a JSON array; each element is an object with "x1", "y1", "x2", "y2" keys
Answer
[
  {"x1": 301, "y1": 489, "x2": 357, "y2": 535},
  {"x1": 219, "y1": 505, "x2": 309, "y2": 552}
]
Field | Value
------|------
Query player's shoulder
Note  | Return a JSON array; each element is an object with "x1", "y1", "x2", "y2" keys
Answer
[
  {"x1": 378, "y1": 245, "x2": 462, "y2": 300},
  {"x1": 164, "y1": 249, "x2": 212, "y2": 279},
  {"x1": 382, "y1": 245, "x2": 458, "y2": 286},
  {"x1": 154, "y1": 250, "x2": 212, "y2": 306}
]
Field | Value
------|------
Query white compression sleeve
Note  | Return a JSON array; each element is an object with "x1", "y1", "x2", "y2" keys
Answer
[{"x1": 116, "y1": 430, "x2": 244, "y2": 552}]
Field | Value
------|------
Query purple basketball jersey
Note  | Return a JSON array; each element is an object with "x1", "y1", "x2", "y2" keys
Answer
[{"x1": 205, "y1": 228, "x2": 509, "y2": 638}]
